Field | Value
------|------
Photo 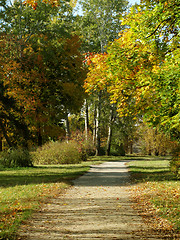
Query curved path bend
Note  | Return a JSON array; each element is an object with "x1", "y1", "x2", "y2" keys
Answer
[{"x1": 18, "y1": 161, "x2": 162, "y2": 240}]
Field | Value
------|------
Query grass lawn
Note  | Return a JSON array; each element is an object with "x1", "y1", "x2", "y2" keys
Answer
[
  {"x1": 127, "y1": 156, "x2": 180, "y2": 235},
  {"x1": 0, "y1": 157, "x2": 105, "y2": 240}
]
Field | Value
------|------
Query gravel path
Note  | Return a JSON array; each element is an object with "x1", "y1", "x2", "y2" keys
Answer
[{"x1": 18, "y1": 161, "x2": 162, "y2": 240}]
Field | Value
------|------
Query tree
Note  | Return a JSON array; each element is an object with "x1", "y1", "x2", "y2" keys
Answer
[
  {"x1": 84, "y1": 52, "x2": 110, "y2": 155},
  {"x1": 105, "y1": 3, "x2": 180, "y2": 140},
  {"x1": 76, "y1": 0, "x2": 128, "y2": 53},
  {"x1": 140, "y1": 0, "x2": 179, "y2": 40},
  {"x1": 74, "y1": 0, "x2": 128, "y2": 155},
  {"x1": 0, "y1": 0, "x2": 86, "y2": 147},
  {"x1": 0, "y1": 34, "x2": 36, "y2": 147},
  {"x1": 84, "y1": 1, "x2": 179, "y2": 156}
]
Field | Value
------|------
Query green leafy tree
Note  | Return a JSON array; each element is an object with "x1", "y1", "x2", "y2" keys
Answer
[
  {"x1": 76, "y1": 0, "x2": 128, "y2": 53},
  {"x1": 140, "y1": 0, "x2": 179, "y2": 41},
  {"x1": 105, "y1": 2, "x2": 180, "y2": 138}
]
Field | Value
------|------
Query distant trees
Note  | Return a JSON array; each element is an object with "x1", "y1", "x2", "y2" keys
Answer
[{"x1": 138, "y1": 124, "x2": 173, "y2": 156}]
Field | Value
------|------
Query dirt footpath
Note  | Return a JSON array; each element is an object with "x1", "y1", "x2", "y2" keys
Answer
[{"x1": 18, "y1": 161, "x2": 163, "y2": 240}]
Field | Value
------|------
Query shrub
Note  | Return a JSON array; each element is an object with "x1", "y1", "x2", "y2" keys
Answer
[
  {"x1": 33, "y1": 131, "x2": 96, "y2": 165},
  {"x1": 33, "y1": 140, "x2": 83, "y2": 165},
  {"x1": 0, "y1": 148, "x2": 33, "y2": 168},
  {"x1": 70, "y1": 130, "x2": 96, "y2": 159}
]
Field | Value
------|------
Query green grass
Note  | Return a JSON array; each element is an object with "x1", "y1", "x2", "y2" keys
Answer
[
  {"x1": 0, "y1": 157, "x2": 105, "y2": 240},
  {"x1": 127, "y1": 157, "x2": 180, "y2": 233}
]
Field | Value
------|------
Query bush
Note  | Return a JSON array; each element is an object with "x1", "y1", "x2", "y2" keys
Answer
[
  {"x1": 70, "y1": 130, "x2": 96, "y2": 159},
  {"x1": 33, "y1": 140, "x2": 83, "y2": 165},
  {"x1": 33, "y1": 131, "x2": 96, "y2": 165},
  {"x1": 0, "y1": 148, "x2": 33, "y2": 168}
]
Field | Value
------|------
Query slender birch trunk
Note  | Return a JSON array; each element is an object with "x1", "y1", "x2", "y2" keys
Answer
[
  {"x1": 84, "y1": 99, "x2": 89, "y2": 141},
  {"x1": 65, "y1": 110, "x2": 70, "y2": 142},
  {"x1": 95, "y1": 92, "x2": 101, "y2": 156},
  {"x1": 93, "y1": 104, "x2": 97, "y2": 145},
  {"x1": 106, "y1": 108, "x2": 114, "y2": 156}
]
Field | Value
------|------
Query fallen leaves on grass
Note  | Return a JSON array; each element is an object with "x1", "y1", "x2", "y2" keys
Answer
[
  {"x1": 0, "y1": 182, "x2": 69, "y2": 239},
  {"x1": 130, "y1": 182, "x2": 180, "y2": 239}
]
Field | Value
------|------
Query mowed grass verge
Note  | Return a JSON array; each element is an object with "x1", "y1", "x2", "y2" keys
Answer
[
  {"x1": 127, "y1": 156, "x2": 180, "y2": 236},
  {"x1": 0, "y1": 157, "x2": 106, "y2": 240}
]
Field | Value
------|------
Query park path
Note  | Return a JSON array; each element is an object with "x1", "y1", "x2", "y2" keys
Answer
[{"x1": 18, "y1": 160, "x2": 162, "y2": 240}]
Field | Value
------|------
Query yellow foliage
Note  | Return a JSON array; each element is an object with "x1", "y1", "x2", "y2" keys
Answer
[{"x1": 69, "y1": 0, "x2": 77, "y2": 8}]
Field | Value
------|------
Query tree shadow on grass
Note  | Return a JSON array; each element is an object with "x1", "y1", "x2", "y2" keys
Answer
[
  {"x1": 0, "y1": 166, "x2": 88, "y2": 188},
  {"x1": 0, "y1": 170, "x2": 132, "y2": 188},
  {"x1": 130, "y1": 170, "x2": 178, "y2": 182},
  {"x1": 128, "y1": 166, "x2": 169, "y2": 170},
  {"x1": 0, "y1": 160, "x2": 132, "y2": 188}
]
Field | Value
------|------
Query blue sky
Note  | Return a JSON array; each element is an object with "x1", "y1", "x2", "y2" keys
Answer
[
  {"x1": 74, "y1": 0, "x2": 141, "y2": 15},
  {"x1": 129, "y1": 0, "x2": 140, "y2": 5}
]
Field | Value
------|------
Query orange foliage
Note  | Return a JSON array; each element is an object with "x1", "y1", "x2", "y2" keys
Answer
[{"x1": 23, "y1": 0, "x2": 59, "y2": 9}]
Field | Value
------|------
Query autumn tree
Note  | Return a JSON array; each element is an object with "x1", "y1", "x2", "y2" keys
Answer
[
  {"x1": 84, "y1": 52, "x2": 135, "y2": 155},
  {"x1": 0, "y1": 35, "x2": 38, "y2": 147},
  {"x1": 99, "y1": 2, "x2": 179, "y2": 158},
  {"x1": 0, "y1": 0, "x2": 86, "y2": 147},
  {"x1": 106, "y1": 3, "x2": 180, "y2": 139},
  {"x1": 84, "y1": 1, "x2": 179, "y2": 156}
]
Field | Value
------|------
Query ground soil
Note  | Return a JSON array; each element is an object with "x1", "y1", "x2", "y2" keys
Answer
[{"x1": 17, "y1": 160, "x2": 172, "y2": 240}]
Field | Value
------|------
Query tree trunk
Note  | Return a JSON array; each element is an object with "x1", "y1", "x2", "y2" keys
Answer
[
  {"x1": 84, "y1": 99, "x2": 89, "y2": 141},
  {"x1": 106, "y1": 108, "x2": 114, "y2": 156},
  {"x1": 106, "y1": 125, "x2": 112, "y2": 156},
  {"x1": 96, "y1": 92, "x2": 101, "y2": 156},
  {"x1": 0, "y1": 136, "x2": 2, "y2": 151},
  {"x1": 0, "y1": 119, "x2": 14, "y2": 148},
  {"x1": 130, "y1": 141, "x2": 133, "y2": 154},
  {"x1": 65, "y1": 110, "x2": 70, "y2": 142},
  {"x1": 93, "y1": 104, "x2": 97, "y2": 145},
  {"x1": 37, "y1": 125, "x2": 43, "y2": 146}
]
